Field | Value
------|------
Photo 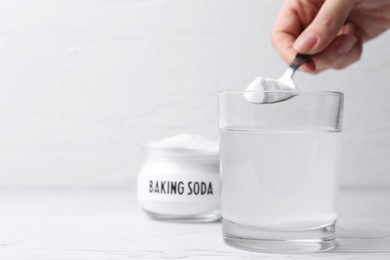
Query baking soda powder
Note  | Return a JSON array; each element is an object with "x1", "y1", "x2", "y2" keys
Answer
[{"x1": 137, "y1": 134, "x2": 220, "y2": 222}]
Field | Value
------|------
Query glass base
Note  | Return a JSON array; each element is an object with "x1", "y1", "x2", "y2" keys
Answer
[
  {"x1": 143, "y1": 209, "x2": 221, "y2": 223},
  {"x1": 223, "y1": 218, "x2": 336, "y2": 253}
]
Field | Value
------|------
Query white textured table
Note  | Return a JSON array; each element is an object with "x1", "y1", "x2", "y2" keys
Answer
[{"x1": 0, "y1": 188, "x2": 389, "y2": 259}]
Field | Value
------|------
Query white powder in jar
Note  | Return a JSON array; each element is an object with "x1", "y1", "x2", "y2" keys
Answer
[{"x1": 137, "y1": 134, "x2": 220, "y2": 222}]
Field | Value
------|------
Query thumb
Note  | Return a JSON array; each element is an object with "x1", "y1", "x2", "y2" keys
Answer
[{"x1": 293, "y1": 0, "x2": 355, "y2": 54}]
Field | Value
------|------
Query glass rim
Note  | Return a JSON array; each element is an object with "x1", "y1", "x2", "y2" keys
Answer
[{"x1": 218, "y1": 90, "x2": 343, "y2": 96}]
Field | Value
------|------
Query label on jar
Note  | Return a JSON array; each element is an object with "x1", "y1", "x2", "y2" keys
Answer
[{"x1": 137, "y1": 173, "x2": 220, "y2": 202}]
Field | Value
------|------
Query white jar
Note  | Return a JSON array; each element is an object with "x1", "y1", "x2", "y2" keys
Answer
[{"x1": 137, "y1": 134, "x2": 220, "y2": 222}]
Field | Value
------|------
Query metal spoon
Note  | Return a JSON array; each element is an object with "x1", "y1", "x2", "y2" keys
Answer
[
  {"x1": 244, "y1": 54, "x2": 312, "y2": 104},
  {"x1": 277, "y1": 53, "x2": 312, "y2": 90}
]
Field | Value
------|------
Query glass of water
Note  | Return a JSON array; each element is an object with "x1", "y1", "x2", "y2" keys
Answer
[{"x1": 219, "y1": 91, "x2": 344, "y2": 253}]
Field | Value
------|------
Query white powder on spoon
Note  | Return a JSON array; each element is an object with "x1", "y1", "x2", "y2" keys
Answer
[{"x1": 244, "y1": 76, "x2": 296, "y2": 104}]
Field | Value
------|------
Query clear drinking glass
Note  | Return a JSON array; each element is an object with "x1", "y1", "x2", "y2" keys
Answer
[{"x1": 219, "y1": 91, "x2": 344, "y2": 253}]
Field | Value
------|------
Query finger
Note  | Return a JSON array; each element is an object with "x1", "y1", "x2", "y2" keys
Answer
[
  {"x1": 272, "y1": 0, "x2": 304, "y2": 65},
  {"x1": 333, "y1": 39, "x2": 362, "y2": 70},
  {"x1": 338, "y1": 23, "x2": 356, "y2": 35},
  {"x1": 293, "y1": 0, "x2": 355, "y2": 54},
  {"x1": 348, "y1": 9, "x2": 390, "y2": 42},
  {"x1": 311, "y1": 34, "x2": 359, "y2": 72},
  {"x1": 299, "y1": 60, "x2": 317, "y2": 73}
]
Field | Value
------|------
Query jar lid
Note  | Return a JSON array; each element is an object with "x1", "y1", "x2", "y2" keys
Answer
[{"x1": 145, "y1": 134, "x2": 218, "y2": 160}]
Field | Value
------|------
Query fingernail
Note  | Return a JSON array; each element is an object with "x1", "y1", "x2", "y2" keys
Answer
[
  {"x1": 300, "y1": 66, "x2": 312, "y2": 73},
  {"x1": 293, "y1": 33, "x2": 319, "y2": 52},
  {"x1": 337, "y1": 35, "x2": 357, "y2": 54},
  {"x1": 300, "y1": 61, "x2": 316, "y2": 73}
]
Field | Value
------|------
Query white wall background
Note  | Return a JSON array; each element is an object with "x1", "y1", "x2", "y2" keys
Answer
[{"x1": 0, "y1": 0, "x2": 389, "y2": 189}]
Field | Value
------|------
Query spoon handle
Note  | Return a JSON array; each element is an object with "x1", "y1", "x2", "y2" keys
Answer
[{"x1": 289, "y1": 54, "x2": 312, "y2": 71}]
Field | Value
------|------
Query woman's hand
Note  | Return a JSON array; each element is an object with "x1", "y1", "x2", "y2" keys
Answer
[{"x1": 272, "y1": 0, "x2": 390, "y2": 73}]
